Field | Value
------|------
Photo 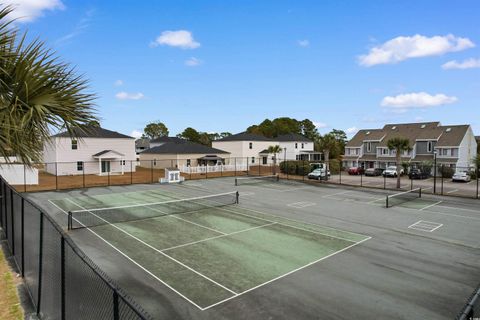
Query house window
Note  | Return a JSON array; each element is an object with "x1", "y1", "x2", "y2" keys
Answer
[
  {"x1": 120, "y1": 160, "x2": 126, "y2": 165},
  {"x1": 249, "y1": 142, "x2": 253, "y2": 149},
  {"x1": 251, "y1": 157, "x2": 255, "y2": 164},
  {"x1": 382, "y1": 149, "x2": 388, "y2": 155},
  {"x1": 295, "y1": 143, "x2": 298, "y2": 149},
  {"x1": 77, "y1": 161, "x2": 83, "y2": 171},
  {"x1": 301, "y1": 143, "x2": 304, "y2": 149},
  {"x1": 427, "y1": 141, "x2": 433, "y2": 152},
  {"x1": 442, "y1": 149, "x2": 448, "y2": 156},
  {"x1": 367, "y1": 142, "x2": 371, "y2": 152},
  {"x1": 187, "y1": 159, "x2": 191, "y2": 166},
  {"x1": 153, "y1": 159, "x2": 157, "y2": 166},
  {"x1": 71, "y1": 140, "x2": 78, "y2": 150}
]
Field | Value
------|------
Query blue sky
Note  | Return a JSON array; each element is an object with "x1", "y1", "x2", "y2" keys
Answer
[{"x1": 9, "y1": 0, "x2": 480, "y2": 138}]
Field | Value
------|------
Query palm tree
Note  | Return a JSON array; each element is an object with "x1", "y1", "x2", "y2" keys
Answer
[
  {"x1": 387, "y1": 137, "x2": 412, "y2": 188},
  {"x1": 267, "y1": 145, "x2": 282, "y2": 174},
  {"x1": 316, "y1": 133, "x2": 338, "y2": 170},
  {"x1": 0, "y1": 6, "x2": 97, "y2": 165}
]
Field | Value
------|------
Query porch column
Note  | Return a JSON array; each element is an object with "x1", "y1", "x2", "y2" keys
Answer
[
  {"x1": 98, "y1": 157, "x2": 101, "y2": 175},
  {"x1": 121, "y1": 157, "x2": 124, "y2": 175}
]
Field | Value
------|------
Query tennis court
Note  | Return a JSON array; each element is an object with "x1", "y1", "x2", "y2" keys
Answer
[{"x1": 49, "y1": 187, "x2": 370, "y2": 310}]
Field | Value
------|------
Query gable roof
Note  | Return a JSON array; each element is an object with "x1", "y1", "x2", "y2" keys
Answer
[
  {"x1": 346, "y1": 129, "x2": 384, "y2": 147},
  {"x1": 150, "y1": 136, "x2": 184, "y2": 144},
  {"x1": 141, "y1": 141, "x2": 229, "y2": 155},
  {"x1": 436, "y1": 125, "x2": 470, "y2": 146},
  {"x1": 92, "y1": 150, "x2": 125, "y2": 157},
  {"x1": 215, "y1": 132, "x2": 274, "y2": 142},
  {"x1": 276, "y1": 133, "x2": 311, "y2": 142},
  {"x1": 135, "y1": 138, "x2": 150, "y2": 148},
  {"x1": 52, "y1": 126, "x2": 133, "y2": 139}
]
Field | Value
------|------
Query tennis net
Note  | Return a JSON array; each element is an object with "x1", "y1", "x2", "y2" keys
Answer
[
  {"x1": 68, "y1": 191, "x2": 239, "y2": 230},
  {"x1": 386, "y1": 188, "x2": 422, "y2": 208},
  {"x1": 235, "y1": 175, "x2": 279, "y2": 186}
]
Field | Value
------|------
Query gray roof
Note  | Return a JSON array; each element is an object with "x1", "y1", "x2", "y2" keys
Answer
[
  {"x1": 216, "y1": 132, "x2": 274, "y2": 142},
  {"x1": 52, "y1": 126, "x2": 133, "y2": 139},
  {"x1": 135, "y1": 138, "x2": 150, "y2": 148},
  {"x1": 92, "y1": 150, "x2": 125, "y2": 157},
  {"x1": 150, "y1": 136, "x2": 184, "y2": 144},
  {"x1": 276, "y1": 133, "x2": 311, "y2": 142},
  {"x1": 142, "y1": 141, "x2": 229, "y2": 155}
]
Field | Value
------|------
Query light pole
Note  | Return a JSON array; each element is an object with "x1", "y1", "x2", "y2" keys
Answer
[{"x1": 433, "y1": 150, "x2": 437, "y2": 193}]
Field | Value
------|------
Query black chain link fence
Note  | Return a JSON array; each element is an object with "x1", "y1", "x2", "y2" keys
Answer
[{"x1": 0, "y1": 175, "x2": 152, "y2": 320}]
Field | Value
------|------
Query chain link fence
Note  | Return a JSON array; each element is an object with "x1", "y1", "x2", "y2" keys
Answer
[{"x1": 0, "y1": 176, "x2": 152, "y2": 320}]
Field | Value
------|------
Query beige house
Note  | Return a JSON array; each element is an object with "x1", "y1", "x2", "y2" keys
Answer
[
  {"x1": 43, "y1": 126, "x2": 136, "y2": 176},
  {"x1": 138, "y1": 140, "x2": 230, "y2": 170}
]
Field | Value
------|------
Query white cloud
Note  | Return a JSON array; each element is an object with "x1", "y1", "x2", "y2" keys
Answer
[
  {"x1": 346, "y1": 127, "x2": 358, "y2": 135},
  {"x1": 441, "y1": 58, "x2": 480, "y2": 70},
  {"x1": 185, "y1": 57, "x2": 202, "y2": 66},
  {"x1": 114, "y1": 80, "x2": 124, "y2": 86},
  {"x1": 55, "y1": 8, "x2": 94, "y2": 45},
  {"x1": 115, "y1": 92, "x2": 144, "y2": 100},
  {"x1": 150, "y1": 30, "x2": 200, "y2": 49},
  {"x1": 381, "y1": 92, "x2": 458, "y2": 112},
  {"x1": 3, "y1": 0, "x2": 65, "y2": 22},
  {"x1": 313, "y1": 121, "x2": 327, "y2": 129},
  {"x1": 130, "y1": 130, "x2": 143, "y2": 138},
  {"x1": 298, "y1": 40, "x2": 310, "y2": 47},
  {"x1": 358, "y1": 34, "x2": 475, "y2": 66}
]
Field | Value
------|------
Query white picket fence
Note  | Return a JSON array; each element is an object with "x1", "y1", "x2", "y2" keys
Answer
[{"x1": 180, "y1": 164, "x2": 248, "y2": 174}]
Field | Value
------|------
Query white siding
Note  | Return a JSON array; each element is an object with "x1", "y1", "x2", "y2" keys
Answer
[{"x1": 457, "y1": 126, "x2": 477, "y2": 168}]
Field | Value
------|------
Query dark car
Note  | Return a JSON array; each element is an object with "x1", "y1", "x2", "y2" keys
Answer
[
  {"x1": 408, "y1": 169, "x2": 429, "y2": 179},
  {"x1": 365, "y1": 168, "x2": 384, "y2": 176},
  {"x1": 347, "y1": 167, "x2": 364, "y2": 175}
]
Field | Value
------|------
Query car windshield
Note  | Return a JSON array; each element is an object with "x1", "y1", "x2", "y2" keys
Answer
[{"x1": 387, "y1": 166, "x2": 396, "y2": 170}]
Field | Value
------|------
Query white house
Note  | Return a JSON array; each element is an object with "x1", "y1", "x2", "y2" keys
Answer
[
  {"x1": 43, "y1": 126, "x2": 136, "y2": 176},
  {"x1": 212, "y1": 132, "x2": 320, "y2": 165}
]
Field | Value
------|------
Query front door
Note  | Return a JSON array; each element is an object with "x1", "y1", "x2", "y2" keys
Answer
[
  {"x1": 262, "y1": 156, "x2": 267, "y2": 165},
  {"x1": 101, "y1": 160, "x2": 110, "y2": 173}
]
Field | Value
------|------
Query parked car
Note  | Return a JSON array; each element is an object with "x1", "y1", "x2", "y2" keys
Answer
[
  {"x1": 347, "y1": 167, "x2": 364, "y2": 175},
  {"x1": 408, "y1": 169, "x2": 429, "y2": 180},
  {"x1": 365, "y1": 168, "x2": 384, "y2": 176},
  {"x1": 307, "y1": 168, "x2": 331, "y2": 180},
  {"x1": 452, "y1": 171, "x2": 471, "y2": 182},
  {"x1": 382, "y1": 166, "x2": 404, "y2": 177}
]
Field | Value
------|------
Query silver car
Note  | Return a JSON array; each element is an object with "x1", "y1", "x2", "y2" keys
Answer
[{"x1": 452, "y1": 171, "x2": 471, "y2": 182}]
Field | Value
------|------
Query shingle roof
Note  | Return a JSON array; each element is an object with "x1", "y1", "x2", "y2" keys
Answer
[
  {"x1": 215, "y1": 132, "x2": 275, "y2": 142},
  {"x1": 436, "y1": 125, "x2": 470, "y2": 146},
  {"x1": 135, "y1": 138, "x2": 150, "y2": 148},
  {"x1": 276, "y1": 133, "x2": 311, "y2": 142},
  {"x1": 150, "y1": 136, "x2": 184, "y2": 144},
  {"x1": 346, "y1": 129, "x2": 384, "y2": 147},
  {"x1": 52, "y1": 126, "x2": 133, "y2": 139},
  {"x1": 141, "y1": 141, "x2": 229, "y2": 155}
]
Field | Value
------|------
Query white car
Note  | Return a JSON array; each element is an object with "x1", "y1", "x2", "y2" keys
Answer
[
  {"x1": 307, "y1": 168, "x2": 331, "y2": 180},
  {"x1": 452, "y1": 171, "x2": 471, "y2": 182},
  {"x1": 382, "y1": 166, "x2": 404, "y2": 177}
]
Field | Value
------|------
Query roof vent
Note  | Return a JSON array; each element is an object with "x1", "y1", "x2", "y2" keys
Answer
[
  {"x1": 421, "y1": 124, "x2": 426, "y2": 129},
  {"x1": 446, "y1": 128, "x2": 452, "y2": 132},
  {"x1": 392, "y1": 126, "x2": 397, "y2": 130},
  {"x1": 366, "y1": 131, "x2": 370, "y2": 135}
]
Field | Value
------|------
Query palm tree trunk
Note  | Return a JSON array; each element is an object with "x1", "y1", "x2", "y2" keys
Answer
[
  {"x1": 273, "y1": 155, "x2": 277, "y2": 175},
  {"x1": 396, "y1": 150, "x2": 401, "y2": 189}
]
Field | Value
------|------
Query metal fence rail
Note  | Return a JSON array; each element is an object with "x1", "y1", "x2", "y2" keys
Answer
[{"x1": 0, "y1": 176, "x2": 152, "y2": 320}]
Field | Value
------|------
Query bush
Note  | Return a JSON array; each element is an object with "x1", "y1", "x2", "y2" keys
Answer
[
  {"x1": 328, "y1": 160, "x2": 341, "y2": 174},
  {"x1": 439, "y1": 165, "x2": 454, "y2": 178},
  {"x1": 418, "y1": 161, "x2": 433, "y2": 175},
  {"x1": 279, "y1": 161, "x2": 311, "y2": 175}
]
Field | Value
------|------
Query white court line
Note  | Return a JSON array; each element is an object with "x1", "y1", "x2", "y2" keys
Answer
[
  {"x1": 277, "y1": 187, "x2": 312, "y2": 193},
  {"x1": 48, "y1": 199, "x2": 208, "y2": 310},
  {"x1": 419, "y1": 201, "x2": 443, "y2": 211},
  {"x1": 287, "y1": 201, "x2": 316, "y2": 208},
  {"x1": 408, "y1": 220, "x2": 443, "y2": 232},
  {"x1": 321, "y1": 191, "x2": 351, "y2": 198},
  {"x1": 446, "y1": 189, "x2": 459, "y2": 194},
  {"x1": 65, "y1": 198, "x2": 239, "y2": 296},
  {"x1": 201, "y1": 236, "x2": 372, "y2": 311},
  {"x1": 162, "y1": 222, "x2": 276, "y2": 252},
  {"x1": 368, "y1": 197, "x2": 385, "y2": 204}
]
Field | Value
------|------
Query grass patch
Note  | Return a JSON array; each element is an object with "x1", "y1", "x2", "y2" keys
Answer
[{"x1": 0, "y1": 249, "x2": 24, "y2": 320}]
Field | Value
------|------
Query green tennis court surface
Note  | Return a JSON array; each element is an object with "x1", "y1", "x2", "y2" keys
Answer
[{"x1": 51, "y1": 189, "x2": 370, "y2": 309}]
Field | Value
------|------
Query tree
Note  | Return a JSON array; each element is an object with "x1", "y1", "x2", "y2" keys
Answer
[
  {"x1": 316, "y1": 134, "x2": 338, "y2": 170},
  {"x1": 300, "y1": 119, "x2": 319, "y2": 141},
  {"x1": 267, "y1": 145, "x2": 282, "y2": 174},
  {"x1": 177, "y1": 127, "x2": 201, "y2": 143},
  {"x1": 143, "y1": 121, "x2": 168, "y2": 139},
  {"x1": 473, "y1": 154, "x2": 480, "y2": 169},
  {"x1": 387, "y1": 137, "x2": 412, "y2": 188},
  {"x1": 0, "y1": 6, "x2": 97, "y2": 164}
]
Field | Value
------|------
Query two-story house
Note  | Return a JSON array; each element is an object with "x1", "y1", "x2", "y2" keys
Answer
[
  {"x1": 43, "y1": 126, "x2": 136, "y2": 176},
  {"x1": 343, "y1": 122, "x2": 477, "y2": 171},
  {"x1": 212, "y1": 132, "x2": 321, "y2": 165}
]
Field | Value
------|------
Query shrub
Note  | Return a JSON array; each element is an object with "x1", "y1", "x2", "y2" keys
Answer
[
  {"x1": 279, "y1": 161, "x2": 311, "y2": 175},
  {"x1": 328, "y1": 160, "x2": 341, "y2": 174},
  {"x1": 439, "y1": 165, "x2": 454, "y2": 178}
]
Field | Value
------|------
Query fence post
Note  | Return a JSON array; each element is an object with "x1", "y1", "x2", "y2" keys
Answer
[
  {"x1": 151, "y1": 160, "x2": 154, "y2": 183},
  {"x1": 82, "y1": 163, "x2": 85, "y2": 188},
  {"x1": 441, "y1": 164, "x2": 444, "y2": 195},
  {"x1": 246, "y1": 157, "x2": 249, "y2": 176},
  {"x1": 113, "y1": 292, "x2": 120, "y2": 320},
  {"x1": 21, "y1": 198, "x2": 25, "y2": 277},
  {"x1": 360, "y1": 171, "x2": 363, "y2": 187},
  {"x1": 10, "y1": 189, "x2": 14, "y2": 255},
  {"x1": 476, "y1": 165, "x2": 479, "y2": 199},
  {"x1": 24, "y1": 164, "x2": 27, "y2": 192},
  {"x1": 339, "y1": 166, "x2": 342, "y2": 184},
  {"x1": 61, "y1": 237, "x2": 66, "y2": 320},
  {"x1": 130, "y1": 161, "x2": 133, "y2": 185},
  {"x1": 36, "y1": 212, "x2": 44, "y2": 315},
  {"x1": 55, "y1": 162, "x2": 58, "y2": 191},
  {"x1": 234, "y1": 158, "x2": 237, "y2": 177},
  {"x1": 383, "y1": 172, "x2": 386, "y2": 189},
  {"x1": 433, "y1": 163, "x2": 437, "y2": 194}
]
